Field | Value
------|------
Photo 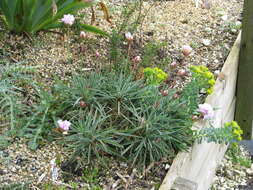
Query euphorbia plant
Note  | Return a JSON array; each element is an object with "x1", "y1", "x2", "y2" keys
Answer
[{"x1": 0, "y1": 0, "x2": 107, "y2": 35}]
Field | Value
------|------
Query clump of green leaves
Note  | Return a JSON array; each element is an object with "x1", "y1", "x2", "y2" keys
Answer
[
  {"x1": 143, "y1": 67, "x2": 168, "y2": 85},
  {"x1": 64, "y1": 110, "x2": 122, "y2": 164},
  {"x1": 141, "y1": 41, "x2": 171, "y2": 68},
  {"x1": 0, "y1": 0, "x2": 107, "y2": 35},
  {"x1": 181, "y1": 65, "x2": 215, "y2": 114},
  {"x1": 0, "y1": 62, "x2": 33, "y2": 138},
  {"x1": 190, "y1": 65, "x2": 215, "y2": 94},
  {"x1": 53, "y1": 72, "x2": 194, "y2": 168},
  {"x1": 82, "y1": 167, "x2": 100, "y2": 184},
  {"x1": 0, "y1": 182, "x2": 30, "y2": 190},
  {"x1": 2, "y1": 64, "x2": 240, "y2": 170},
  {"x1": 195, "y1": 121, "x2": 243, "y2": 145},
  {"x1": 227, "y1": 143, "x2": 252, "y2": 168},
  {"x1": 224, "y1": 121, "x2": 243, "y2": 141},
  {"x1": 21, "y1": 86, "x2": 70, "y2": 150}
]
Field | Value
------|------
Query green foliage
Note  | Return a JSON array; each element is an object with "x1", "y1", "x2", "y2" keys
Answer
[
  {"x1": 0, "y1": 0, "x2": 107, "y2": 35},
  {"x1": 108, "y1": 1, "x2": 161, "y2": 72},
  {"x1": 121, "y1": 94, "x2": 193, "y2": 166},
  {"x1": 90, "y1": 186, "x2": 103, "y2": 190},
  {"x1": 141, "y1": 41, "x2": 169, "y2": 68},
  {"x1": 7, "y1": 72, "x2": 191, "y2": 168},
  {"x1": 1, "y1": 66, "x2": 234, "y2": 169},
  {"x1": 0, "y1": 62, "x2": 33, "y2": 136},
  {"x1": 109, "y1": 29, "x2": 124, "y2": 67},
  {"x1": 116, "y1": 1, "x2": 143, "y2": 33},
  {"x1": 64, "y1": 110, "x2": 122, "y2": 165},
  {"x1": 180, "y1": 65, "x2": 215, "y2": 114},
  {"x1": 196, "y1": 125, "x2": 234, "y2": 144},
  {"x1": 82, "y1": 167, "x2": 100, "y2": 184},
  {"x1": 0, "y1": 135, "x2": 10, "y2": 149},
  {"x1": 227, "y1": 143, "x2": 252, "y2": 168},
  {"x1": 0, "y1": 182, "x2": 30, "y2": 190},
  {"x1": 143, "y1": 67, "x2": 168, "y2": 85},
  {"x1": 190, "y1": 65, "x2": 215, "y2": 94},
  {"x1": 195, "y1": 121, "x2": 243, "y2": 144},
  {"x1": 60, "y1": 72, "x2": 194, "y2": 168},
  {"x1": 224, "y1": 121, "x2": 243, "y2": 141},
  {"x1": 21, "y1": 84, "x2": 72, "y2": 150},
  {"x1": 41, "y1": 182, "x2": 66, "y2": 190}
]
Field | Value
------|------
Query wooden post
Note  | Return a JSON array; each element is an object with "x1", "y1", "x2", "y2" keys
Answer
[{"x1": 235, "y1": 0, "x2": 253, "y2": 140}]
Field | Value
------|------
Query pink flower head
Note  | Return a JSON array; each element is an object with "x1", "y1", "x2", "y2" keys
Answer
[
  {"x1": 80, "y1": 31, "x2": 87, "y2": 39},
  {"x1": 125, "y1": 32, "x2": 133, "y2": 41},
  {"x1": 170, "y1": 61, "x2": 177, "y2": 68},
  {"x1": 61, "y1": 14, "x2": 75, "y2": 25},
  {"x1": 197, "y1": 103, "x2": 214, "y2": 120},
  {"x1": 177, "y1": 69, "x2": 186, "y2": 76},
  {"x1": 95, "y1": 51, "x2": 101, "y2": 57},
  {"x1": 182, "y1": 45, "x2": 192, "y2": 56},
  {"x1": 132, "y1": 55, "x2": 141, "y2": 63},
  {"x1": 57, "y1": 120, "x2": 71, "y2": 131}
]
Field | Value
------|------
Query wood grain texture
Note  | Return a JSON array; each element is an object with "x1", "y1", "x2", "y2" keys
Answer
[
  {"x1": 160, "y1": 32, "x2": 241, "y2": 190},
  {"x1": 235, "y1": 0, "x2": 253, "y2": 139}
]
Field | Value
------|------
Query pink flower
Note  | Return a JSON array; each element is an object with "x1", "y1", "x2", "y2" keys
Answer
[
  {"x1": 61, "y1": 14, "x2": 75, "y2": 26},
  {"x1": 132, "y1": 55, "x2": 141, "y2": 63},
  {"x1": 177, "y1": 69, "x2": 186, "y2": 76},
  {"x1": 170, "y1": 61, "x2": 177, "y2": 68},
  {"x1": 57, "y1": 120, "x2": 71, "y2": 131},
  {"x1": 125, "y1": 32, "x2": 133, "y2": 41},
  {"x1": 160, "y1": 90, "x2": 168, "y2": 96},
  {"x1": 95, "y1": 51, "x2": 101, "y2": 57},
  {"x1": 182, "y1": 45, "x2": 192, "y2": 56},
  {"x1": 80, "y1": 31, "x2": 87, "y2": 39},
  {"x1": 197, "y1": 103, "x2": 214, "y2": 120}
]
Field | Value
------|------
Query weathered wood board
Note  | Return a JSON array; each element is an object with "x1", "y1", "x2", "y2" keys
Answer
[
  {"x1": 159, "y1": 32, "x2": 241, "y2": 190},
  {"x1": 235, "y1": 0, "x2": 253, "y2": 139}
]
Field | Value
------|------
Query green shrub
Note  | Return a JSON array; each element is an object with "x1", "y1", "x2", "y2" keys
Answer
[
  {"x1": 59, "y1": 72, "x2": 194, "y2": 168},
  {"x1": 1, "y1": 68, "x2": 241, "y2": 169},
  {"x1": 0, "y1": 0, "x2": 107, "y2": 35}
]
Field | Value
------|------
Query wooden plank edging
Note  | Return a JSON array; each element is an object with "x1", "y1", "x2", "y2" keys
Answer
[{"x1": 159, "y1": 32, "x2": 241, "y2": 190}]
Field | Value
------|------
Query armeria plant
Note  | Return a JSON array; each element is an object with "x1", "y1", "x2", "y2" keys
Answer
[
  {"x1": 0, "y1": 0, "x2": 107, "y2": 35},
  {"x1": 1, "y1": 64, "x2": 243, "y2": 169}
]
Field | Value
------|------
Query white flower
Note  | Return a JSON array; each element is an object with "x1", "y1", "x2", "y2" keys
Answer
[
  {"x1": 202, "y1": 39, "x2": 211, "y2": 46},
  {"x1": 197, "y1": 103, "x2": 214, "y2": 120},
  {"x1": 221, "y1": 15, "x2": 228, "y2": 21},
  {"x1": 125, "y1": 32, "x2": 133, "y2": 41},
  {"x1": 61, "y1": 14, "x2": 75, "y2": 25}
]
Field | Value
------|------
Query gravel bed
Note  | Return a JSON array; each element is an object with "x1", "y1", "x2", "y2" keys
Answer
[{"x1": 211, "y1": 145, "x2": 253, "y2": 190}]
